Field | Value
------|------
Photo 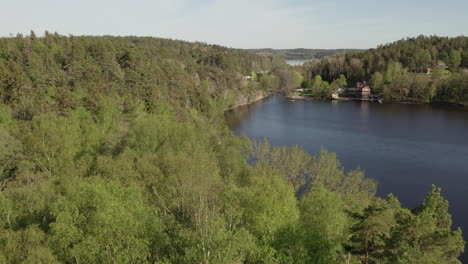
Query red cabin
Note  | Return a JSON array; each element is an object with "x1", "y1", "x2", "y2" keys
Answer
[{"x1": 356, "y1": 82, "x2": 372, "y2": 98}]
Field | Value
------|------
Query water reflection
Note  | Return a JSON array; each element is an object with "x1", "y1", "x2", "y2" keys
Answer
[
  {"x1": 360, "y1": 101, "x2": 370, "y2": 130},
  {"x1": 224, "y1": 97, "x2": 267, "y2": 130}
]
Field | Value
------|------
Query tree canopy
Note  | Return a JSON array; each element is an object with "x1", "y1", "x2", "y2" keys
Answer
[
  {"x1": 0, "y1": 33, "x2": 464, "y2": 263},
  {"x1": 300, "y1": 36, "x2": 468, "y2": 104}
]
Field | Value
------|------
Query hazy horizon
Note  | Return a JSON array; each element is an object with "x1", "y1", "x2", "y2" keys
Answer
[
  {"x1": 1, "y1": 0, "x2": 467, "y2": 49},
  {"x1": 1, "y1": 31, "x2": 466, "y2": 51}
]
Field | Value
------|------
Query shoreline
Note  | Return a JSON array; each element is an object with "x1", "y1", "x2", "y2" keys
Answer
[
  {"x1": 284, "y1": 94, "x2": 310, "y2": 100},
  {"x1": 226, "y1": 90, "x2": 271, "y2": 110},
  {"x1": 227, "y1": 91, "x2": 468, "y2": 111},
  {"x1": 288, "y1": 93, "x2": 468, "y2": 107}
]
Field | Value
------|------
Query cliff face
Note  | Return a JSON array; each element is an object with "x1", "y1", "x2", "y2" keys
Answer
[{"x1": 227, "y1": 90, "x2": 269, "y2": 110}]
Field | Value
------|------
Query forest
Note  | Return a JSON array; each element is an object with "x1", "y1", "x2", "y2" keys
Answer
[
  {"x1": 0, "y1": 32, "x2": 465, "y2": 263},
  {"x1": 248, "y1": 48, "x2": 362, "y2": 61},
  {"x1": 299, "y1": 36, "x2": 468, "y2": 104}
]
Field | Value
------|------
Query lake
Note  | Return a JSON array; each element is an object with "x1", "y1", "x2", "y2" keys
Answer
[
  {"x1": 285, "y1": 59, "x2": 315, "y2": 66},
  {"x1": 225, "y1": 94, "x2": 468, "y2": 260}
]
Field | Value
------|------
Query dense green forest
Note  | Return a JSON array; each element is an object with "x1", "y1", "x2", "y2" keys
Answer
[
  {"x1": 248, "y1": 48, "x2": 362, "y2": 61},
  {"x1": 0, "y1": 33, "x2": 464, "y2": 263},
  {"x1": 300, "y1": 36, "x2": 468, "y2": 104},
  {"x1": 0, "y1": 32, "x2": 300, "y2": 120}
]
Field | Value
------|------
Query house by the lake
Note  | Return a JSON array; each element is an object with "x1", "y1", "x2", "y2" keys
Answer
[{"x1": 356, "y1": 82, "x2": 372, "y2": 99}]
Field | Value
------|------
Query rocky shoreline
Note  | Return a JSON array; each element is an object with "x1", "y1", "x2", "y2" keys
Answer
[
  {"x1": 226, "y1": 90, "x2": 270, "y2": 110},
  {"x1": 284, "y1": 94, "x2": 309, "y2": 100}
]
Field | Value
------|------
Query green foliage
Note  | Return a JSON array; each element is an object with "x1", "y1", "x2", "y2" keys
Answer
[
  {"x1": 415, "y1": 48, "x2": 432, "y2": 68},
  {"x1": 253, "y1": 141, "x2": 311, "y2": 192},
  {"x1": 0, "y1": 226, "x2": 59, "y2": 264},
  {"x1": 311, "y1": 75, "x2": 324, "y2": 93},
  {"x1": 50, "y1": 179, "x2": 166, "y2": 264},
  {"x1": 387, "y1": 186, "x2": 465, "y2": 264},
  {"x1": 305, "y1": 75, "x2": 332, "y2": 99},
  {"x1": 300, "y1": 36, "x2": 468, "y2": 104},
  {"x1": 310, "y1": 149, "x2": 377, "y2": 211},
  {"x1": 0, "y1": 34, "x2": 286, "y2": 119},
  {"x1": 294, "y1": 71, "x2": 304, "y2": 87},
  {"x1": 273, "y1": 66, "x2": 303, "y2": 92},
  {"x1": 450, "y1": 49, "x2": 462, "y2": 67},
  {"x1": 384, "y1": 61, "x2": 404, "y2": 84},
  {"x1": 298, "y1": 186, "x2": 348, "y2": 264},
  {"x1": 347, "y1": 197, "x2": 399, "y2": 264},
  {"x1": 331, "y1": 74, "x2": 347, "y2": 91},
  {"x1": 0, "y1": 105, "x2": 16, "y2": 129},
  {"x1": 0, "y1": 33, "x2": 463, "y2": 263},
  {"x1": 248, "y1": 48, "x2": 363, "y2": 60},
  {"x1": 240, "y1": 165, "x2": 299, "y2": 241},
  {"x1": 0, "y1": 128, "x2": 23, "y2": 187},
  {"x1": 370, "y1": 72, "x2": 384, "y2": 93}
]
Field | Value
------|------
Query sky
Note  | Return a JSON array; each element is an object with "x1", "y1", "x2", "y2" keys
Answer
[{"x1": 0, "y1": 0, "x2": 467, "y2": 49}]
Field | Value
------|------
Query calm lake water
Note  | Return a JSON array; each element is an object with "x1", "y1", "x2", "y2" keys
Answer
[
  {"x1": 226, "y1": 94, "x2": 468, "y2": 260},
  {"x1": 285, "y1": 59, "x2": 314, "y2": 66}
]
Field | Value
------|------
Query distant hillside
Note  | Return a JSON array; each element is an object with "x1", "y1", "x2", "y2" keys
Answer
[
  {"x1": 0, "y1": 34, "x2": 296, "y2": 118},
  {"x1": 247, "y1": 48, "x2": 364, "y2": 60},
  {"x1": 300, "y1": 35, "x2": 468, "y2": 104}
]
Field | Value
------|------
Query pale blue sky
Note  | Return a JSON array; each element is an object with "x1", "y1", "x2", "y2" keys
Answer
[{"x1": 0, "y1": 0, "x2": 467, "y2": 49}]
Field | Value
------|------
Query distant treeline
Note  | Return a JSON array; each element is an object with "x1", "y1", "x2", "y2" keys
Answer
[
  {"x1": 248, "y1": 48, "x2": 363, "y2": 60},
  {"x1": 300, "y1": 36, "x2": 468, "y2": 104},
  {"x1": 0, "y1": 33, "x2": 464, "y2": 264}
]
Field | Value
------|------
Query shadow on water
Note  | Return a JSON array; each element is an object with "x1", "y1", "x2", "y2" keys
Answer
[
  {"x1": 226, "y1": 94, "x2": 468, "y2": 262},
  {"x1": 224, "y1": 96, "x2": 271, "y2": 130}
]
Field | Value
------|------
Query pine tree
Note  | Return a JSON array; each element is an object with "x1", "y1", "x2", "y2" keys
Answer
[
  {"x1": 346, "y1": 198, "x2": 395, "y2": 264},
  {"x1": 388, "y1": 185, "x2": 464, "y2": 264}
]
